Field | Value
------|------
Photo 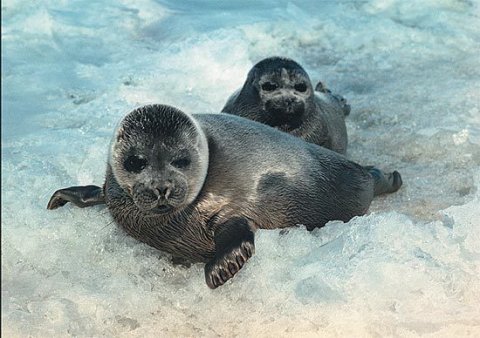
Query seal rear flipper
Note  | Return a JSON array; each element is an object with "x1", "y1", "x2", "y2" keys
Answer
[
  {"x1": 315, "y1": 81, "x2": 332, "y2": 94},
  {"x1": 315, "y1": 81, "x2": 351, "y2": 117},
  {"x1": 47, "y1": 185, "x2": 105, "y2": 210},
  {"x1": 204, "y1": 217, "x2": 255, "y2": 289},
  {"x1": 365, "y1": 166, "x2": 403, "y2": 196}
]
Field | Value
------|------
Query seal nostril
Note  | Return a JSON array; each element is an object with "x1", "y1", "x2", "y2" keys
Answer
[{"x1": 163, "y1": 187, "x2": 171, "y2": 199}]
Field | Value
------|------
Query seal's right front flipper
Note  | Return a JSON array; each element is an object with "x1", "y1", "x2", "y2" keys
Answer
[
  {"x1": 47, "y1": 185, "x2": 105, "y2": 210},
  {"x1": 204, "y1": 217, "x2": 255, "y2": 289}
]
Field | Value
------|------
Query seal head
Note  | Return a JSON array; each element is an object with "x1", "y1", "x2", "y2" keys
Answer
[
  {"x1": 222, "y1": 56, "x2": 349, "y2": 154},
  {"x1": 109, "y1": 104, "x2": 209, "y2": 216},
  {"x1": 237, "y1": 57, "x2": 315, "y2": 132}
]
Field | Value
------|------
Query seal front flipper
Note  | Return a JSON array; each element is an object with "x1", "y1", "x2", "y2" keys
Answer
[
  {"x1": 364, "y1": 166, "x2": 403, "y2": 196},
  {"x1": 204, "y1": 217, "x2": 255, "y2": 289},
  {"x1": 47, "y1": 185, "x2": 105, "y2": 210}
]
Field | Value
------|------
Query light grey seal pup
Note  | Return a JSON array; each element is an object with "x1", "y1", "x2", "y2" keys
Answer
[
  {"x1": 47, "y1": 104, "x2": 402, "y2": 289},
  {"x1": 222, "y1": 56, "x2": 350, "y2": 154}
]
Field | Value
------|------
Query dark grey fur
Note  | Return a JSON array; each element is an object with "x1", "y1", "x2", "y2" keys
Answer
[
  {"x1": 222, "y1": 56, "x2": 349, "y2": 154},
  {"x1": 47, "y1": 104, "x2": 402, "y2": 288}
]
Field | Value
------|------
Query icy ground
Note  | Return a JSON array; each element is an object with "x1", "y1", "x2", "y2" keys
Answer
[{"x1": 2, "y1": 0, "x2": 480, "y2": 336}]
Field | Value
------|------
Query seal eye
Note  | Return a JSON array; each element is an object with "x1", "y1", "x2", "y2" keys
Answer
[
  {"x1": 171, "y1": 157, "x2": 191, "y2": 169},
  {"x1": 124, "y1": 155, "x2": 147, "y2": 173},
  {"x1": 294, "y1": 83, "x2": 307, "y2": 93},
  {"x1": 261, "y1": 82, "x2": 278, "y2": 92}
]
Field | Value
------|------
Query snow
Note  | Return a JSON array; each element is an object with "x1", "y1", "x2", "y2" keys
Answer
[{"x1": 2, "y1": 0, "x2": 480, "y2": 336}]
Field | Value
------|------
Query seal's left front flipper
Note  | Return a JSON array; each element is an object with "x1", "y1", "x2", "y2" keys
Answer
[
  {"x1": 205, "y1": 217, "x2": 255, "y2": 289},
  {"x1": 47, "y1": 185, "x2": 105, "y2": 210}
]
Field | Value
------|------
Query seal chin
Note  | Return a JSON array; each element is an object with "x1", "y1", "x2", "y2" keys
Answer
[{"x1": 277, "y1": 122, "x2": 301, "y2": 132}]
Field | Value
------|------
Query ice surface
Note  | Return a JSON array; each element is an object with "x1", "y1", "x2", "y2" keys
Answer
[{"x1": 2, "y1": 0, "x2": 480, "y2": 336}]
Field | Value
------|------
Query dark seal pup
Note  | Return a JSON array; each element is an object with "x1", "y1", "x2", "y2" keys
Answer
[
  {"x1": 222, "y1": 56, "x2": 350, "y2": 154},
  {"x1": 47, "y1": 104, "x2": 402, "y2": 289}
]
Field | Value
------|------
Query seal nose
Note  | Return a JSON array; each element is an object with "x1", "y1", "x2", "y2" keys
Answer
[
  {"x1": 161, "y1": 186, "x2": 171, "y2": 199},
  {"x1": 154, "y1": 183, "x2": 172, "y2": 200},
  {"x1": 284, "y1": 97, "x2": 299, "y2": 115},
  {"x1": 285, "y1": 97, "x2": 295, "y2": 106}
]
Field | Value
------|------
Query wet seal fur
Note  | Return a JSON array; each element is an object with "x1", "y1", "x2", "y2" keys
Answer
[
  {"x1": 47, "y1": 104, "x2": 402, "y2": 289},
  {"x1": 222, "y1": 56, "x2": 350, "y2": 154}
]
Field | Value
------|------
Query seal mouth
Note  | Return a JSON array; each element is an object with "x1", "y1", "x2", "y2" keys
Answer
[
  {"x1": 270, "y1": 115, "x2": 303, "y2": 131},
  {"x1": 276, "y1": 120, "x2": 303, "y2": 132},
  {"x1": 264, "y1": 101, "x2": 305, "y2": 131},
  {"x1": 141, "y1": 204, "x2": 177, "y2": 218},
  {"x1": 151, "y1": 204, "x2": 173, "y2": 214}
]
